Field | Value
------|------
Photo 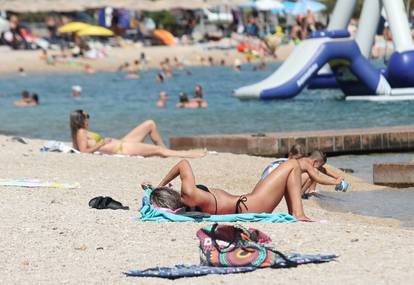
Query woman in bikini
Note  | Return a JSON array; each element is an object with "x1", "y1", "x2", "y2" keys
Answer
[
  {"x1": 70, "y1": 109, "x2": 206, "y2": 158},
  {"x1": 145, "y1": 159, "x2": 322, "y2": 221}
]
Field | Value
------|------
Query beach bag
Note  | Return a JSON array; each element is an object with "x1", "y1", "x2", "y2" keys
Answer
[{"x1": 196, "y1": 223, "x2": 297, "y2": 268}]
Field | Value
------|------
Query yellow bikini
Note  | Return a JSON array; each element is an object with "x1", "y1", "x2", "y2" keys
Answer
[
  {"x1": 87, "y1": 131, "x2": 102, "y2": 143},
  {"x1": 116, "y1": 141, "x2": 124, "y2": 154},
  {"x1": 88, "y1": 131, "x2": 124, "y2": 154}
]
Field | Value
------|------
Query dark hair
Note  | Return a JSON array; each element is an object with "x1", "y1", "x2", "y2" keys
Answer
[
  {"x1": 194, "y1": 84, "x2": 203, "y2": 98},
  {"x1": 22, "y1": 90, "x2": 29, "y2": 98},
  {"x1": 288, "y1": 144, "x2": 305, "y2": 159},
  {"x1": 157, "y1": 73, "x2": 164, "y2": 82},
  {"x1": 32, "y1": 94, "x2": 39, "y2": 104},
  {"x1": 150, "y1": 187, "x2": 183, "y2": 210},
  {"x1": 70, "y1": 109, "x2": 86, "y2": 143},
  {"x1": 309, "y1": 150, "x2": 327, "y2": 165},
  {"x1": 179, "y1": 93, "x2": 189, "y2": 103}
]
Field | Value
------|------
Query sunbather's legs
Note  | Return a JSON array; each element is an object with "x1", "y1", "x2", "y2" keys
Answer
[
  {"x1": 249, "y1": 160, "x2": 310, "y2": 221},
  {"x1": 284, "y1": 162, "x2": 307, "y2": 218},
  {"x1": 122, "y1": 120, "x2": 166, "y2": 147},
  {"x1": 122, "y1": 142, "x2": 206, "y2": 158}
]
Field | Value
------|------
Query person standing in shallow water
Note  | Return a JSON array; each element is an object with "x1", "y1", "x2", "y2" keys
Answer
[{"x1": 69, "y1": 110, "x2": 206, "y2": 158}]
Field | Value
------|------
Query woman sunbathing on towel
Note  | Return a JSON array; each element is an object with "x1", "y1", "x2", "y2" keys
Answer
[
  {"x1": 70, "y1": 109, "x2": 206, "y2": 158},
  {"x1": 144, "y1": 157, "x2": 329, "y2": 221}
]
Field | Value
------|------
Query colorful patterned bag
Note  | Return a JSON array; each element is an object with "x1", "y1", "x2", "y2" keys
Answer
[{"x1": 197, "y1": 223, "x2": 297, "y2": 268}]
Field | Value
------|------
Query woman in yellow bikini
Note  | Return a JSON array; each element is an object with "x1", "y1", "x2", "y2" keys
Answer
[{"x1": 69, "y1": 110, "x2": 206, "y2": 158}]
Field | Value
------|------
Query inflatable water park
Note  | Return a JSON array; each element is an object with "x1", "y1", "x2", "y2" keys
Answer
[{"x1": 234, "y1": 0, "x2": 414, "y2": 101}]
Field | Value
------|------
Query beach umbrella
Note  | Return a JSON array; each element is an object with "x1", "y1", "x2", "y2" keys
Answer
[
  {"x1": 77, "y1": 25, "x2": 114, "y2": 37},
  {"x1": 272, "y1": 1, "x2": 295, "y2": 13},
  {"x1": 290, "y1": 0, "x2": 326, "y2": 15},
  {"x1": 58, "y1": 22, "x2": 91, "y2": 33},
  {"x1": 240, "y1": 0, "x2": 284, "y2": 11}
]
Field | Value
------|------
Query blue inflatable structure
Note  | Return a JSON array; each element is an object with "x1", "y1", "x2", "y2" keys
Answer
[{"x1": 234, "y1": 0, "x2": 414, "y2": 101}]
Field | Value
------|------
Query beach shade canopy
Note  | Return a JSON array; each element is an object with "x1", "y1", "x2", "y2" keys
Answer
[
  {"x1": 127, "y1": 0, "x2": 249, "y2": 11},
  {"x1": 239, "y1": 0, "x2": 284, "y2": 11},
  {"x1": 272, "y1": 1, "x2": 295, "y2": 14},
  {"x1": 0, "y1": 0, "x2": 88, "y2": 12},
  {"x1": 290, "y1": 0, "x2": 326, "y2": 15},
  {"x1": 153, "y1": 29, "x2": 175, "y2": 46},
  {"x1": 58, "y1": 22, "x2": 91, "y2": 33},
  {"x1": 77, "y1": 25, "x2": 114, "y2": 37}
]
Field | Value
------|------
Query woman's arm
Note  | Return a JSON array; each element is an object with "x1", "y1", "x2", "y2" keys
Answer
[
  {"x1": 158, "y1": 160, "x2": 195, "y2": 189},
  {"x1": 75, "y1": 129, "x2": 110, "y2": 153},
  {"x1": 158, "y1": 160, "x2": 199, "y2": 204}
]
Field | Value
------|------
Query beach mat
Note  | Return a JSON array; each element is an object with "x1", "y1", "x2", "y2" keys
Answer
[
  {"x1": 126, "y1": 253, "x2": 337, "y2": 279},
  {"x1": 126, "y1": 265, "x2": 256, "y2": 278},
  {"x1": 139, "y1": 186, "x2": 296, "y2": 223},
  {"x1": 0, "y1": 179, "x2": 80, "y2": 189}
]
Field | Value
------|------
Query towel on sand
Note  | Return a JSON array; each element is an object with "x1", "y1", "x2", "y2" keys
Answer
[
  {"x1": 40, "y1": 141, "x2": 79, "y2": 153},
  {"x1": 126, "y1": 223, "x2": 337, "y2": 279},
  {"x1": 126, "y1": 252, "x2": 338, "y2": 279},
  {"x1": 0, "y1": 178, "x2": 80, "y2": 189},
  {"x1": 139, "y1": 186, "x2": 296, "y2": 223}
]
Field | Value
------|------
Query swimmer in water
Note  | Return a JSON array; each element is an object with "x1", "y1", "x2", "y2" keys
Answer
[{"x1": 156, "y1": 91, "x2": 168, "y2": 108}]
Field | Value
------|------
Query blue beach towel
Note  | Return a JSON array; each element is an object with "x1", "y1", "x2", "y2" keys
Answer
[
  {"x1": 126, "y1": 264, "x2": 256, "y2": 278},
  {"x1": 126, "y1": 252, "x2": 337, "y2": 279},
  {"x1": 139, "y1": 186, "x2": 296, "y2": 223}
]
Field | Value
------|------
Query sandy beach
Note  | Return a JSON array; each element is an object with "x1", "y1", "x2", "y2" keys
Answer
[
  {"x1": 0, "y1": 134, "x2": 413, "y2": 284},
  {"x1": 0, "y1": 44, "x2": 293, "y2": 75}
]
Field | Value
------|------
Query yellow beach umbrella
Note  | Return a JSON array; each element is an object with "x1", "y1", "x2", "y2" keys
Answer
[
  {"x1": 58, "y1": 22, "x2": 91, "y2": 33},
  {"x1": 77, "y1": 25, "x2": 114, "y2": 37}
]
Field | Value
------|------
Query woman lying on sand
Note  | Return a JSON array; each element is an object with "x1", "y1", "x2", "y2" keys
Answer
[
  {"x1": 70, "y1": 110, "x2": 206, "y2": 158},
  {"x1": 144, "y1": 157, "x2": 330, "y2": 221}
]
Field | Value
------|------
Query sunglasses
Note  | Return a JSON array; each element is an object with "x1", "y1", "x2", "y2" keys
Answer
[{"x1": 84, "y1": 113, "x2": 90, "y2": 119}]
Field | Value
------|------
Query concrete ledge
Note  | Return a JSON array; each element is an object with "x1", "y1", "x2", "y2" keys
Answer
[
  {"x1": 373, "y1": 163, "x2": 414, "y2": 188},
  {"x1": 170, "y1": 125, "x2": 414, "y2": 156}
]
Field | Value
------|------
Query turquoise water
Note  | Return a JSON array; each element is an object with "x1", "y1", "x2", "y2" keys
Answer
[{"x1": 0, "y1": 63, "x2": 413, "y2": 142}]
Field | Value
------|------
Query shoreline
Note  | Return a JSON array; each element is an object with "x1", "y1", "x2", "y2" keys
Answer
[
  {"x1": 0, "y1": 44, "x2": 293, "y2": 75},
  {"x1": 1, "y1": 134, "x2": 413, "y2": 284}
]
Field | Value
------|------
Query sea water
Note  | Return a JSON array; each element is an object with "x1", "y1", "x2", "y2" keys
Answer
[
  {"x1": 315, "y1": 189, "x2": 414, "y2": 228},
  {"x1": 0, "y1": 63, "x2": 413, "y2": 141},
  {"x1": 317, "y1": 152, "x2": 414, "y2": 228}
]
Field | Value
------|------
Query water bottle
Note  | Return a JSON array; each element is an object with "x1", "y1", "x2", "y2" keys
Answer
[{"x1": 335, "y1": 180, "x2": 349, "y2": 192}]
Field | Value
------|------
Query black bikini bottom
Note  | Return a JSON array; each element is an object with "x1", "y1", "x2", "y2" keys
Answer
[{"x1": 196, "y1": 184, "x2": 249, "y2": 214}]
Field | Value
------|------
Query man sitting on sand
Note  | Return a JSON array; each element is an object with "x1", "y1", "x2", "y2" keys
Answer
[
  {"x1": 70, "y1": 110, "x2": 206, "y2": 158},
  {"x1": 143, "y1": 159, "x2": 313, "y2": 221}
]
